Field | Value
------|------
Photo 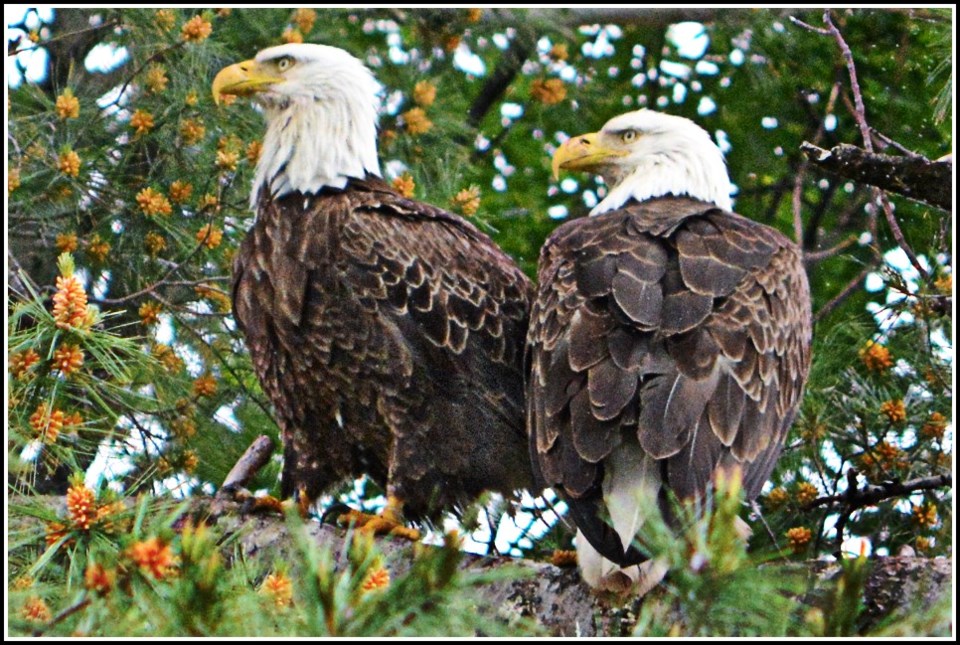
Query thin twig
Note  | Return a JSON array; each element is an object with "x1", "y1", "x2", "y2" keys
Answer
[
  {"x1": 869, "y1": 127, "x2": 923, "y2": 157},
  {"x1": 142, "y1": 292, "x2": 231, "y2": 319},
  {"x1": 804, "y1": 473, "x2": 952, "y2": 512},
  {"x1": 107, "y1": 40, "x2": 187, "y2": 110},
  {"x1": 803, "y1": 234, "x2": 859, "y2": 263},
  {"x1": 793, "y1": 81, "x2": 842, "y2": 246},
  {"x1": 165, "y1": 303, "x2": 280, "y2": 426},
  {"x1": 750, "y1": 500, "x2": 783, "y2": 554},
  {"x1": 823, "y1": 9, "x2": 930, "y2": 280},
  {"x1": 31, "y1": 597, "x2": 92, "y2": 637},
  {"x1": 823, "y1": 11, "x2": 872, "y2": 153},
  {"x1": 788, "y1": 15, "x2": 831, "y2": 35},
  {"x1": 96, "y1": 236, "x2": 213, "y2": 305},
  {"x1": 814, "y1": 262, "x2": 878, "y2": 323},
  {"x1": 165, "y1": 277, "x2": 232, "y2": 286},
  {"x1": 8, "y1": 17, "x2": 121, "y2": 57},
  {"x1": 877, "y1": 191, "x2": 929, "y2": 279},
  {"x1": 791, "y1": 169, "x2": 806, "y2": 245}
]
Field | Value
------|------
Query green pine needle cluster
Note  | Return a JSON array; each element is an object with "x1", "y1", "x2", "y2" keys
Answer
[{"x1": 7, "y1": 7, "x2": 951, "y2": 637}]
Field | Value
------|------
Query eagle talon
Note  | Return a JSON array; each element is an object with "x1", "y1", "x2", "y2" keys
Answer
[
  {"x1": 321, "y1": 502, "x2": 354, "y2": 525},
  {"x1": 222, "y1": 487, "x2": 287, "y2": 516},
  {"x1": 247, "y1": 494, "x2": 288, "y2": 516},
  {"x1": 222, "y1": 485, "x2": 313, "y2": 518},
  {"x1": 336, "y1": 495, "x2": 421, "y2": 541},
  {"x1": 337, "y1": 510, "x2": 421, "y2": 541},
  {"x1": 550, "y1": 549, "x2": 579, "y2": 568}
]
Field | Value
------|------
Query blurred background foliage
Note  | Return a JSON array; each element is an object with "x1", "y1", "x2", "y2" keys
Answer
[{"x1": 6, "y1": 7, "x2": 952, "y2": 636}]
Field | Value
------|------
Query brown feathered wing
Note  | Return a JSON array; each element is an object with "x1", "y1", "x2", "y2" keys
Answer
[
  {"x1": 527, "y1": 196, "x2": 811, "y2": 564},
  {"x1": 233, "y1": 176, "x2": 534, "y2": 518}
]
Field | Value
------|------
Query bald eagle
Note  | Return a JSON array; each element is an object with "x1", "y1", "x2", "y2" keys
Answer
[
  {"x1": 212, "y1": 44, "x2": 535, "y2": 535},
  {"x1": 528, "y1": 110, "x2": 812, "y2": 593}
]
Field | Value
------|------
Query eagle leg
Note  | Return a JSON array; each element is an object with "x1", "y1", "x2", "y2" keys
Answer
[
  {"x1": 227, "y1": 483, "x2": 314, "y2": 518},
  {"x1": 337, "y1": 494, "x2": 421, "y2": 541}
]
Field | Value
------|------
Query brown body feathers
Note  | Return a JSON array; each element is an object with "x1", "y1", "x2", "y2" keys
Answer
[
  {"x1": 526, "y1": 196, "x2": 812, "y2": 565},
  {"x1": 233, "y1": 176, "x2": 535, "y2": 518}
]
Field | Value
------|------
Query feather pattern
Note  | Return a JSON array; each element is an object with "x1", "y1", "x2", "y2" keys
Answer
[
  {"x1": 234, "y1": 176, "x2": 535, "y2": 518},
  {"x1": 527, "y1": 195, "x2": 812, "y2": 572}
]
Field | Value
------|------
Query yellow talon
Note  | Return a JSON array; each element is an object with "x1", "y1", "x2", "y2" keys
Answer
[
  {"x1": 336, "y1": 495, "x2": 421, "y2": 541},
  {"x1": 551, "y1": 549, "x2": 578, "y2": 568},
  {"x1": 248, "y1": 494, "x2": 286, "y2": 515}
]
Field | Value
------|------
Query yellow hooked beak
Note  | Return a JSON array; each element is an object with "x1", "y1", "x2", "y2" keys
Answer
[
  {"x1": 212, "y1": 59, "x2": 283, "y2": 105},
  {"x1": 551, "y1": 132, "x2": 628, "y2": 179}
]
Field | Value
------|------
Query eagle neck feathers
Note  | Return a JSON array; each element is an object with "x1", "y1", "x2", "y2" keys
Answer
[
  {"x1": 252, "y1": 82, "x2": 381, "y2": 209},
  {"x1": 593, "y1": 131, "x2": 733, "y2": 215}
]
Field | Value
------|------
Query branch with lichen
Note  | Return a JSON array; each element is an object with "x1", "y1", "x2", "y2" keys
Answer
[
  {"x1": 800, "y1": 142, "x2": 952, "y2": 211},
  {"x1": 790, "y1": 10, "x2": 933, "y2": 281}
]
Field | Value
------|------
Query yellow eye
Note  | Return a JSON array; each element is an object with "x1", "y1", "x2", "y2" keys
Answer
[
  {"x1": 277, "y1": 57, "x2": 293, "y2": 71},
  {"x1": 622, "y1": 129, "x2": 638, "y2": 143}
]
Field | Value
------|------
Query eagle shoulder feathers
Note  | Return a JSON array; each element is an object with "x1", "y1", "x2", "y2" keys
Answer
[{"x1": 530, "y1": 110, "x2": 811, "y2": 592}]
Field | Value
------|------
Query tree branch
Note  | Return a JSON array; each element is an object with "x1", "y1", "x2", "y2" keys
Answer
[
  {"x1": 803, "y1": 234, "x2": 859, "y2": 263},
  {"x1": 800, "y1": 142, "x2": 952, "y2": 211},
  {"x1": 798, "y1": 10, "x2": 934, "y2": 281},
  {"x1": 814, "y1": 262, "x2": 879, "y2": 323},
  {"x1": 823, "y1": 10, "x2": 873, "y2": 153},
  {"x1": 40, "y1": 8, "x2": 123, "y2": 94},
  {"x1": 31, "y1": 597, "x2": 92, "y2": 637},
  {"x1": 804, "y1": 473, "x2": 953, "y2": 512},
  {"x1": 466, "y1": 25, "x2": 535, "y2": 129},
  {"x1": 221, "y1": 435, "x2": 276, "y2": 490},
  {"x1": 13, "y1": 494, "x2": 952, "y2": 636}
]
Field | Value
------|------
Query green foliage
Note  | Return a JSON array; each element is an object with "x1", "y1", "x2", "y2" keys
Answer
[
  {"x1": 8, "y1": 254, "x2": 177, "y2": 493},
  {"x1": 757, "y1": 275, "x2": 952, "y2": 560},
  {"x1": 7, "y1": 496, "x2": 536, "y2": 637},
  {"x1": 630, "y1": 473, "x2": 812, "y2": 637},
  {"x1": 823, "y1": 553, "x2": 870, "y2": 636},
  {"x1": 6, "y1": 7, "x2": 952, "y2": 636}
]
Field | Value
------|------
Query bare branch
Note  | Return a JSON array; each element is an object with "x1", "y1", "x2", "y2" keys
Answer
[
  {"x1": 96, "y1": 234, "x2": 214, "y2": 305},
  {"x1": 869, "y1": 128, "x2": 925, "y2": 158},
  {"x1": 466, "y1": 27, "x2": 534, "y2": 129},
  {"x1": 788, "y1": 15, "x2": 831, "y2": 35},
  {"x1": 31, "y1": 597, "x2": 92, "y2": 637},
  {"x1": 804, "y1": 473, "x2": 953, "y2": 512},
  {"x1": 823, "y1": 10, "x2": 873, "y2": 152},
  {"x1": 800, "y1": 142, "x2": 953, "y2": 211},
  {"x1": 811, "y1": 10, "x2": 933, "y2": 280},
  {"x1": 876, "y1": 191, "x2": 931, "y2": 280},
  {"x1": 814, "y1": 262, "x2": 879, "y2": 323},
  {"x1": 542, "y1": 7, "x2": 721, "y2": 27},
  {"x1": 221, "y1": 435, "x2": 277, "y2": 491},
  {"x1": 803, "y1": 234, "x2": 859, "y2": 263}
]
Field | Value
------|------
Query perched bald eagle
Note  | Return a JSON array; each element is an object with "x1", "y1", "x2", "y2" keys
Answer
[
  {"x1": 212, "y1": 44, "x2": 535, "y2": 535},
  {"x1": 528, "y1": 110, "x2": 812, "y2": 593}
]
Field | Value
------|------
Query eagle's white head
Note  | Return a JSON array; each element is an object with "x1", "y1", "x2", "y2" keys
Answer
[
  {"x1": 552, "y1": 109, "x2": 733, "y2": 214},
  {"x1": 212, "y1": 43, "x2": 382, "y2": 207}
]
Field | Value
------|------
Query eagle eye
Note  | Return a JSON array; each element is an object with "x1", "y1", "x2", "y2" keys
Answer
[
  {"x1": 276, "y1": 56, "x2": 294, "y2": 72},
  {"x1": 621, "y1": 129, "x2": 639, "y2": 144}
]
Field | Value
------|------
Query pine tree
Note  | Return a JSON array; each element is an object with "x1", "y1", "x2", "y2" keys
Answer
[{"x1": 7, "y1": 8, "x2": 951, "y2": 636}]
